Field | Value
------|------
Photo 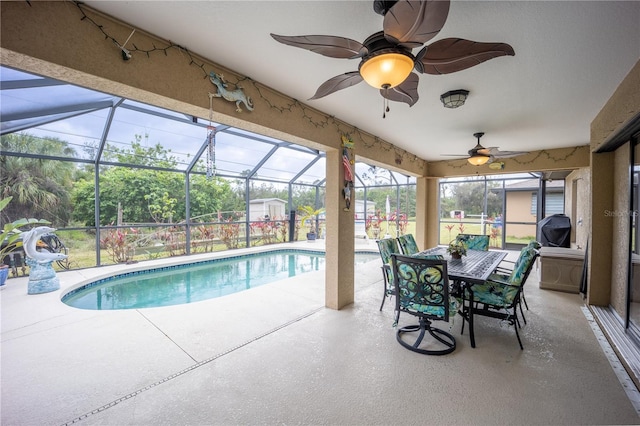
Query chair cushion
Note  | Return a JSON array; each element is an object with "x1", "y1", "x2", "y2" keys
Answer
[
  {"x1": 470, "y1": 281, "x2": 519, "y2": 307},
  {"x1": 401, "y1": 296, "x2": 460, "y2": 322},
  {"x1": 455, "y1": 234, "x2": 489, "y2": 251},
  {"x1": 394, "y1": 259, "x2": 451, "y2": 321},
  {"x1": 412, "y1": 254, "x2": 444, "y2": 261},
  {"x1": 527, "y1": 240, "x2": 542, "y2": 250},
  {"x1": 470, "y1": 247, "x2": 537, "y2": 308},
  {"x1": 398, "y1": 234, "x2": 419, "y2": 255},
  {"x1": 508, "y1": 247, "x2": 536, "y2": 285},
  {"x1": 377, "y1": 238, "x2": 399, "y2": 264}
]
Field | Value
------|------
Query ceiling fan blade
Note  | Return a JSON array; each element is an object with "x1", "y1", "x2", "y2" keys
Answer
[
  {"x1": 270, "y1": 34, "x2": 367, "y2": 59},
  {"x1": 383, "y1": 0, "x2": 450, "y2": 48},
  {"x1": 374, "y1": 0, "x2": 398, "y2": 15},
  {"x1": 380, "y1": 73, "x2": 419, "y2": 106},
  {"x1": 415, "y1": 38, "x2": 515, "y2": 74},
  {"x1": 309, "y1": 72, "x2": 363, "y2": 100},
  {"x1": 488, "y1": 148, "x2": 529, "y2": 158}
]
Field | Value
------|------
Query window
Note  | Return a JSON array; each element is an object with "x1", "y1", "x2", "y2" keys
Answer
[{"x1": 531, "y1": 192, "x2": 564, "y2": 215}]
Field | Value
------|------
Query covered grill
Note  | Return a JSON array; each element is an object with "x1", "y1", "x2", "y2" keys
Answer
[{"x1": 538, "y1": 214, "x2": 571, "y2": 247}]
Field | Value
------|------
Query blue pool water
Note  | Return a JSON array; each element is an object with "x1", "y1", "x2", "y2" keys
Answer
[{"x1": 62, "y1": 250, "x2": 379, "y2": 310}]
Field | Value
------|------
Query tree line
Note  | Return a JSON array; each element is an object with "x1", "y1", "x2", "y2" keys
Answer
[{"x1": 0, "y1": 133, "x2": 325, "y2": 228}]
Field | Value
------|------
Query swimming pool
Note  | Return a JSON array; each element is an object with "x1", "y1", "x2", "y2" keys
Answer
[{"x1": 62, "y1": 250, "x2": 379, "y2": 310}]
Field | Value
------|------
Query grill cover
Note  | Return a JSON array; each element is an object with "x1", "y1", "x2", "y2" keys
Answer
[{"x1": 538, "y1": 214, "x2": 571, "y2": 247}]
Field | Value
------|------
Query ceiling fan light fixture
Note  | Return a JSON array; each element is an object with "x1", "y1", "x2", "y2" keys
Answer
[
  {"x1": 359, "y1": 50, "x2": 414, "y2": 89},
  {"x1": 468, "y1": 153, "x2": 490, "y2": 166},
  {"x1": 440, "y1": 89, "x2": 469, "y2": 109}
]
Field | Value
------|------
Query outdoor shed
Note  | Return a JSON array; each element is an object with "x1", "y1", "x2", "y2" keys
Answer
[{"x1": 249, "y1": 198, "x2": 287, "y2": 221}]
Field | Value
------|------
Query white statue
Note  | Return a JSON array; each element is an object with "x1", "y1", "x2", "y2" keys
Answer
[
  {"x1": 21, "y1": 226, "x2": 68, "y2": 264},
  {"x1": 21, "y1": 226, "x2": 68, "y2": 294}
]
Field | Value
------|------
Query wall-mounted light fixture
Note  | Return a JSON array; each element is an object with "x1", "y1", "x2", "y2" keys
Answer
[{"x1": 440, "y1": 89, "x2": 469, "y2": 109}]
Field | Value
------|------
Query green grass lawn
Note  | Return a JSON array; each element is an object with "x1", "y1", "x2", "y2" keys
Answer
[
  {"x1": 371, "y1": 220, "x2": 535, "y2": 247},
  {"x1": 8, "y1": 218, "x2": 536, "y2": 277}
]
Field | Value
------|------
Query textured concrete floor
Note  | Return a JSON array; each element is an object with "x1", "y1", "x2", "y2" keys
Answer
[{"x1": 1, "y1": 242, "x2": 639, "y2": 425}]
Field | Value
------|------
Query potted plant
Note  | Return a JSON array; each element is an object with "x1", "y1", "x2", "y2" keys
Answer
[
  {"x1": 297, "y1": 205, "x2": 325, "y2": 241},
  {"x1": 0, "y1": 197, "x2": 50, "y2": 285},
  {"x1": 447, "y1": 239, "x2": 468, "y2": 260}
]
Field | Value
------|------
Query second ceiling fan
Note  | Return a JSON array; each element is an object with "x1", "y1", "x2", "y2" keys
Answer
[
  {"x1": 271, "y1": 0, "x2": 515, "y2": 107},
  {"x1": 443, "y1": 132, "x2": 529, "y2": 166}
]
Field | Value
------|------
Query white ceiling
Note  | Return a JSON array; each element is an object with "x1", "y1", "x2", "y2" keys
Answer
[{"x1": 84, "y1": 1, "x2": 640, "y2": 162}]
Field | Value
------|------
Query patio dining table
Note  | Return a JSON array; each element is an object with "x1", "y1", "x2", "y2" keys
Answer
[
  {"x1": 413, "y1": 247, "x2": 507, "y2": 348},
  {"x1": 414, "y1": 247, "x2": 507, "y2": 284}
]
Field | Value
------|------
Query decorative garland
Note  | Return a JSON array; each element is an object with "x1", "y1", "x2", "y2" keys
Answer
[
  {"x1": 441, "y1": 146, "x2": 584, "y2": 169},
  {"x1": 72, "y1": 1, "x2": 421, "y2": 168},
  {"x1": 510, "y1": 146, "x2": 583, "y2": 165}
]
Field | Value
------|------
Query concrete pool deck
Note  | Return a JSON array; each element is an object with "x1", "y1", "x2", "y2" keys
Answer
[{"x1": 1, "y1": 241, "x2": 639, "y2": 425}]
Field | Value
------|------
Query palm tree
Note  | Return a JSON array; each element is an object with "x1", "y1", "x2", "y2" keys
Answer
[
  {"x1": 298, "y1": 205, "x2": 325, "y2": 238},
  {"x1": 1, "y1": 133, "x2": 76, "y2": 226}
]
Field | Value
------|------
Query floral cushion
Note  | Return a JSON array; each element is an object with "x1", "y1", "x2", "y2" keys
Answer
[
  {"x1": 527, "y1": 240, "x2": 542, "y2": 250},
  {"x1": 377, "y1": 238, "x2": 400, "y2": 292},
  {"x1": 394, "y1": 258, "x2": 458, "y2": 322},
  {"x1": 377, "y1": 238, "x2": 399, "y2": 265},
  {"x1": 401, "y1": 298, "x2": 460, "y2": 319},
  {"x1": 508, "y1": 247, "x2": 536, "y2": 285},
  {"x1": 455, "y1": 234, "x2": 490, "y2": 251},
  {"x1": 470, "y1": 247, "x2": 536, "y2": 307},
  {"x1": 397, "y1": 234, "x2": 419, "y2": 255},
  {"x1": 412, "y1": 254, "x2": 444, "y2": 261},
  {"x1": 470, "y1": 280, "x2": 519, "y2": 307}
]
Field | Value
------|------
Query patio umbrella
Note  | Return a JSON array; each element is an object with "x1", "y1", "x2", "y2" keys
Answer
[{"x1": 385, "y1": 195, "x2": 391, "y2": 238}]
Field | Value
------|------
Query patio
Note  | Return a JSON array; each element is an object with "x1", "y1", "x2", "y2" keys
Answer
[{"x1": 1, "y1": 243, "x2": 639, "y2": 425}]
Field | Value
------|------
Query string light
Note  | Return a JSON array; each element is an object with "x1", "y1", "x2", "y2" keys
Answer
[{"x1": 73, "y1": 0, "x2": 421, "y2": 168}]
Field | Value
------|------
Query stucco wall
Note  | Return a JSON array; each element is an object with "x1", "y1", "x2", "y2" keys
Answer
[
  {"x1": 592, "y1": 60, "x2": 640, "y2": 152},
  {"x1": 588, "y1": 59, "x2": 640, "y2": 307},
  {"x1": 565, "y1": 167, "x2": 591, "y2": 250},
  {"x1": 505, "y1": 192, "x2": 537, "y2": 238},
  {"x1": 610, "y1": 145, "x2": 631, "y2": 315},
  {"x1": 0, "y1": 1, "x2": 426, "y2": 177}
]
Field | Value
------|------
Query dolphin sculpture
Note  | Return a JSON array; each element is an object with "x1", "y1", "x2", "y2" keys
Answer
[{"x1": 21, "y1": 226, "x2": 68, "y2": 264}]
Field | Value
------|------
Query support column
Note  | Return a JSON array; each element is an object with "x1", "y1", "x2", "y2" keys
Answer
[
  {"x1": 588, "y1": 151, "x2": 614, "y2": 305},
  {"x1": 416, "y1": 177, "x2": 439, "y2": 249},
  {"x1": 325, "y1": 148, "x2": 355, "y2": 310},
  {"x1": 415, "y1": 177, "x2": 428, "y2": 249}
]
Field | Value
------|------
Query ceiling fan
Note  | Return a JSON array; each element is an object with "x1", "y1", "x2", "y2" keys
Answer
[
  {"x1": 271, "y1": 0, "x2": 514, "y2": 110},
  {"x1": 443, "y1": 132, "x2": 529, "y2": 166}
]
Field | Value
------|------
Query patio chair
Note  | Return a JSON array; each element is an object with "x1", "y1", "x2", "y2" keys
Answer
[
  {"x1": 460, "y1": 246, "x2": 539, "y2": 350},
  {"x1": 397, "y1": 233, "x2": 420, "y2": 255},
  {"x1": 454, "y1": 234, "x2": 490, "y2": 251},
  {"x1": 492, "y1": 240, "x2": 541, "y2": 317},
  {"x1": 390, "y1": 254, "x2": 457, "y2": 355},
  {"x1": 376, "y1": 238, "x2": 401, "y2": 311}
]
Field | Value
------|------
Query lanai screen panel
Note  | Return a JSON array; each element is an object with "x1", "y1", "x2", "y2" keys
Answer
[
  {"x1": 1, "y1": 67, "x2": 116, "y2": 160},
  {"x1": 193, "y1": 131, "x2": 277, "y2": 178},
  {"x1": 257, "y1": 146, "x2": 320, "y2": 183},
  {"x1": 104, "y1": 101, "x2": 205, "y2": 171}
]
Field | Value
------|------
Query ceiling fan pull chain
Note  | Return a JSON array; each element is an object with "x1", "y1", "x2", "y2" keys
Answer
[{"x1": 382, "y1": 86, "x2": 390, "y2": 119}]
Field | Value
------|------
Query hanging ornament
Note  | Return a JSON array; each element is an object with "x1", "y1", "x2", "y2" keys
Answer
[
  {"x1": 341, "y1": 134, "x2": 355, "y2": 211},
  {"x1": 206, "y1": 92, "x2": 217, "y2": 179},
  {"x1": 206, "y1": 126, "x2": 216, "y2": 179}
]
